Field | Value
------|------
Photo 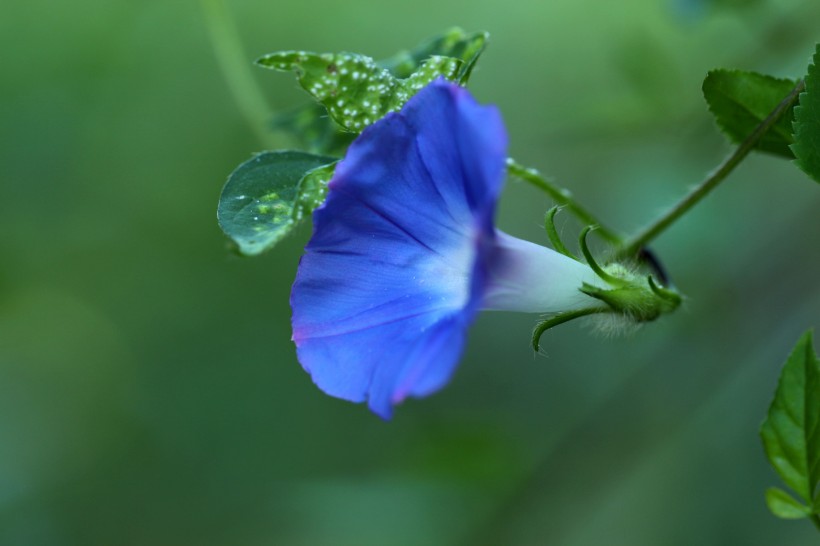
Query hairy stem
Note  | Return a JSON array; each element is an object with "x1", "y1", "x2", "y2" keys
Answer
[
  {"x1": 201, "y1": 0, "x2": 283, "y2": 148},
  {"x1": 617, "y1": 79, "x2": 805, "y2": 259},
  {"x1": 507, "y1": 159, "x2": 623, "y2": 246}
]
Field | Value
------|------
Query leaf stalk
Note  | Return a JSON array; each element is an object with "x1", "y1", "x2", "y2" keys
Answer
[
  {"x1": 616, "y1": 79, "x2": 806, "y2": 259},
  {"x1": 507, "y1": 159, "x2": 622, "y2": 246}
]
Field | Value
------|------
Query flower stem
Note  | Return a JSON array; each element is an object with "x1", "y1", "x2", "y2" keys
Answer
[
  {"x1": 200, "y1": 0, "x2": 284, "y2": 148},
  {"x1": 617, "y1": 79, "x2": 805, "y2": 259},
  {"x1": 507, "y1": 159, "x2": 623, "y2": 246},
  {"x1": 811, "y1": 513, "x2": 820, "y2": 533}
]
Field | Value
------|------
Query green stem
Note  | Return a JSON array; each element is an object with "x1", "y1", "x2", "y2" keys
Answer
[
  {"x1": 507, "y1": 159, "x2": 622, "y2": 246},
  {"x1": 200, "y1": 0, "x2": 282, "y2": 148},
  {"x1": 811, "y1": 513, "x2": 820, "y2": 532},
  {"x1": 617, "y1": 79, "x2": 805, "y2": 259}
]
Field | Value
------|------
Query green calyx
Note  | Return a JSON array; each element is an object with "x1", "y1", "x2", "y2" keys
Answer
[
  {"x1": 533, "y1": 211, "x2": 683, "y2": 352},
  {"x1": 532, "y1": 263, "x2": 682, "y2": 352},
  {"x1": 580, "y1": 267, "x2": 681, "y2": 323},
  {"x1": 576, "y1": 221, "x2": 682, "y2": 324}
]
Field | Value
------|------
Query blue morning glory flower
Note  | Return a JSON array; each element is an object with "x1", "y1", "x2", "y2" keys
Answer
[{"x1": 290, "y1": 79, "x2": 604, "y2": 419}]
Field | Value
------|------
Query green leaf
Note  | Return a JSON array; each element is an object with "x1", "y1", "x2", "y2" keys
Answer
[
  {"x1": 217, "y1": 151, "x2": 336, "y2": 255},
  {"x1": 292, "y1": 161, "x2": 337, "y2": 221},
  {"x1": 257, "y1": 50, "x2": 461, "y2": 134},
  {"x1": 378, "y1": 27, "x2": 488, "y2": 83},
  {"x1": 702, "y1": 69, "x2": 798, "y2": 157},
  {"x1": 264, "y1": 29, "x2": 488, "y2": 156},
  {"x1": 760, "y1": 330, "x2": 820, "y2": 505},
  {"x1": 765, "y1": 487, "x2": 812, "y2": 519},
  {"x1": 792, "y1": 44, "x2": 820, "y2": 183}
]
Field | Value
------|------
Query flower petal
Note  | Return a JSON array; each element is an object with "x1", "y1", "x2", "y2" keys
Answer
[{"x1": 291, "y1": 80, "x2": 507, "y2": 418}]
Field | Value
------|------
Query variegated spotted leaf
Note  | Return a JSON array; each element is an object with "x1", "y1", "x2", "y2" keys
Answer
[
  {"x1": 218, "y1": 151, "x2": 336, "y2": 255},
  {"x1": 257, "y1": 51, "x2": 461, "y2": 133},
  {"x1": 379, "y1": 27, "x2": 487, "y2": 83},
  {"x1": 266, "y1": 29, "x2": 488, "y2": 155}
]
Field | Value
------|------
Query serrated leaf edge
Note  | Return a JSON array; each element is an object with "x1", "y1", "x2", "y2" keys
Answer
[
  {"x1": 703, "y1": 69, "x2": 797, "y2": 150},
  {"x1": 791, "y1": 44, "x2": 820, "y2": 183}
]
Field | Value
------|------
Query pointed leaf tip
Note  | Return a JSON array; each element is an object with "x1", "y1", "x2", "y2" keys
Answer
[
  {"x1": 257, "y1": 29, "x2": 489, "y2": 154},
  {"x1": 256, "y1": 50, "x2": 462, "y2": 134},
  {"x1": 760, "y1": 330, "x2": 820, "y2": 507},
  {"x1": 379, "y1": 27, "x2": 488, "y2": 83}
]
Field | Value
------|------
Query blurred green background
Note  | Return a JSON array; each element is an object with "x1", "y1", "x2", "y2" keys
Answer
[{"x1": 2, "y1": 0, "x2": 819, "y2": 544}]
